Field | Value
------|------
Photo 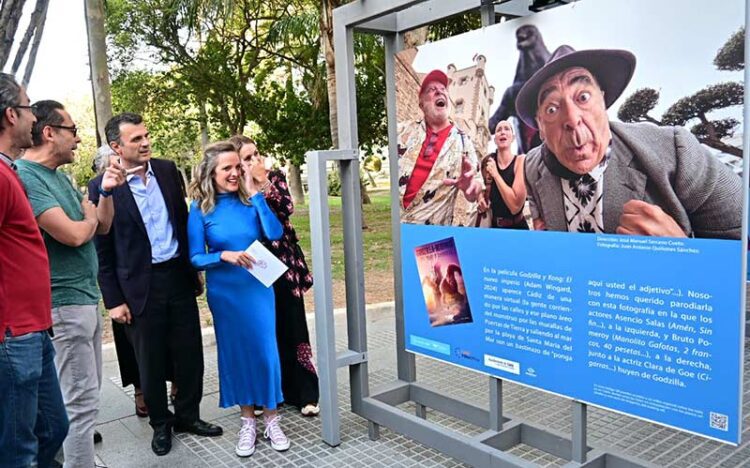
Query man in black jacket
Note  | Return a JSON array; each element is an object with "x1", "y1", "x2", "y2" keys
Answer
[{"x1": 90, "y1": 113, "x2": 222, "y2": 456}]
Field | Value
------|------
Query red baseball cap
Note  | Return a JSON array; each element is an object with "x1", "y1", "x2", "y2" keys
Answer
[{"x1": 419, "y1": 69, "x2": 449, "y2": 96}]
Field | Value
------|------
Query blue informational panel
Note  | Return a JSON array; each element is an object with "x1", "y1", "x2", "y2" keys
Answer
[
  {"x1": 394, "y1": 0, "x2": 746, "y2": 445},
  {"x1": 402, "y1": 226, "x2": 743, "y2": 444}
]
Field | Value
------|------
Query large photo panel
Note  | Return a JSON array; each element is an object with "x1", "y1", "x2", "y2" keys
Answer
[{"x1": 396, "y1": 0, "x2": 745, "y2": 444}]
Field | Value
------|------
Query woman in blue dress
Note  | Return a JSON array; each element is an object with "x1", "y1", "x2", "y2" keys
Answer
[{"x1": 187, "y1": 141, "x2": 288, "y2": 457}]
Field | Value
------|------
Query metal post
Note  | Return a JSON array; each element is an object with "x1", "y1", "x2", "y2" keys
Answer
[
  {"x1": 384, "y1": 31, "x2": 418, "y2": 383},
  {"x1": 489, "y1": 378, "x2": 503, "y2": 431},
  {"x1": 480, "y1": 0, "x2": 495, "y2": 26},
  {"x1": 333, "y1": 13, "x2": 370, "y2": 414},
  {"x1": 415, "y1": 403, "x2": 427, "y2": 419},
  {"x1": 307, "y1": 151, "x2": 340, "y2": 447},
  {"x1": 572, "y1": 401, "x2": 588, "y2": 463}
]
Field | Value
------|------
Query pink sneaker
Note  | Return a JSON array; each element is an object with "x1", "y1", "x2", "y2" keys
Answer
[
  {"x1": 235, "y1": 417, "x2": 256, "y2": 457},
  {"x1": 264, "y1": 414, "x2": 290, "y2": 451}
]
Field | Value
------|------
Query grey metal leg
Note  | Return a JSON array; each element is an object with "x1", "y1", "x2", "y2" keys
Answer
[
  {"x1": 384, "y1": 31, "x2": 417, "y2": 384},
  {"x1": 333, "y1": 18, "x2": 371, "y2": 417},
  {"x1": 307, "y1": 151, "x2": 341, "y2": 447},
  {"x1": 572, "y1": 401, "x2": 588, "y2": 463},
  {"x1": 415, "y1": 403, "x2": 427, "y2": 419},
  {"x1": 489, "y1": 377, "x2": 503, "y2": 431},
  {"x1": 368, "y1": 421, "x2": 381, "y2": 441},
  {"x1": 480, "y1": 0, "x2": 495, "y2": 26},
  {"x1": 307, "y1": 149, "x2": 358, "y2": 447}
]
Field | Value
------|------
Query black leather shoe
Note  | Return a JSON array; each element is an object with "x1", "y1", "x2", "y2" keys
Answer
[
  {"x1": 94, "y1": 430, "x2": 103, "y2": 444},
  {"x1": 151, "y1": 425, "x2": 172, "y2": 456},
  {"x1": 173, "y1": 419, "x2": 223, "y2": 437}
]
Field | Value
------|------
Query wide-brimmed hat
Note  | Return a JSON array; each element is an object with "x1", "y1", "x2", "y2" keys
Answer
[
  {"x1": 419, "y1": 69, "x2": 449, "y2": 96},
  {"x1": 516, "y1": 45, "x2": 636, "y2": 129}
]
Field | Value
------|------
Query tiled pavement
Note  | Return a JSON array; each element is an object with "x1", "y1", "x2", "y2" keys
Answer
[{"x1": 91, "y1": 304, "x2": 750, "y2": 467}]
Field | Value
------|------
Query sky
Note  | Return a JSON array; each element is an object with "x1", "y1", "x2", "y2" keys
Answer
[
  {"x1": 12, "y1": 0, "x2": 91, "y2": 103},
  {"x1": 410, "y1": 0, "x2": 745, "y2": 123},
  {"x1": 6, "y1": 0, "x2": 746, "y2": 126}
]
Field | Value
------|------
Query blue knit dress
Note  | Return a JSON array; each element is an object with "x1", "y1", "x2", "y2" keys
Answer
[{"x1": 188, "y1": 192, "x2": 284, "y2": 408}]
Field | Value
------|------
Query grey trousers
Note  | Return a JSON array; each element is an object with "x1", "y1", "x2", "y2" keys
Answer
[{"x1": 51, "y1": 304, "x2": 103, "y2": 468}]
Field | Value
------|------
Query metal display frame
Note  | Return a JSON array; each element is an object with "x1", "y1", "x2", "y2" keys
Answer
[{"x1": 306, "y1": 0, "x2": 748, "y2": 466}]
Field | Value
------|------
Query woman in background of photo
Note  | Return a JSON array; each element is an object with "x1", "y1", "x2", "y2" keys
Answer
[
  {"x1": 485, "y1": 120, "x2": 528, "y2": 229},
  {"x1": 230, "y1": 135, "x2": 320, "y2": 417},
  {"x1": 187, "y1": 141, "x2": 288, "y2": 457}
]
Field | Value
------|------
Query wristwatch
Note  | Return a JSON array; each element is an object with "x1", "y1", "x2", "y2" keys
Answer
[{"x1": 98, "y1": 185, "x2": 113, "y2": 198}]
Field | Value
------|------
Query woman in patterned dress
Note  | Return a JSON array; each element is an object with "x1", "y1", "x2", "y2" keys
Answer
[{"x1": 230, "y1": 136, "x2": 320, "y2": 417}]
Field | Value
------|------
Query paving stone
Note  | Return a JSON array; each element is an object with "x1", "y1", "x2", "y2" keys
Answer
[{"x1": 96, "y1": 305, "x2": 750, "y2": 467}]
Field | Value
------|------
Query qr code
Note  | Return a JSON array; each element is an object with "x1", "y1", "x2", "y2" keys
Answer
[{"x1": 710, "y1": 412, "x2": 729, "y2": 431}]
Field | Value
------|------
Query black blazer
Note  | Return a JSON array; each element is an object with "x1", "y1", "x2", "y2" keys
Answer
[{"x1": 89, "y1": 158, "x2": 199, "y2": 316}]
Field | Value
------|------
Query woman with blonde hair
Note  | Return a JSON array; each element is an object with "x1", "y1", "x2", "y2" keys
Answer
[
  {"x1": 229, "y1": 136, "x2": 320, "y2": 417},
  {"x1": 187, "y1": 141, "x2": 289, "y2": 457}
]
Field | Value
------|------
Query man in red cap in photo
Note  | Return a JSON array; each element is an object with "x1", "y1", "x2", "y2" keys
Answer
[
  {"x1": 518, "y1": 46, "x2": 742, "y2": 239},
  {"x1": 397, "y1": 69, "x2": 484, "y2": 225}
]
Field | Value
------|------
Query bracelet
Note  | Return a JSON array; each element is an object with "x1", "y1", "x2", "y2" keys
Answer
[{"x1": 98, "y1": 186, "x2": 113, "y2": 198}]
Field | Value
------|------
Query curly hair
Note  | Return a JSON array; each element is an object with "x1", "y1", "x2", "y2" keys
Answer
[{"x1": 188, "y1": 141, "x2": 250, "y2": 214}]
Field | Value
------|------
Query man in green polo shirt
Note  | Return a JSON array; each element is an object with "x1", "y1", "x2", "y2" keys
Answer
[{"x1": 16, "y1": 100, "x2": 126, "y2": 468}]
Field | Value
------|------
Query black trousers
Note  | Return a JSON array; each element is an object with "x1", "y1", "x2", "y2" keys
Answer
[{"x1": 125, "y1": 262, "x2": 204, "y2": 428}]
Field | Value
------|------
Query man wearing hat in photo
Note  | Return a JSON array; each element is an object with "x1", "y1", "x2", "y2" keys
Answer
[
  {"x1": 397, "y1": 69, "x2": 484, "y2": 225},
  {"x1": 518, "y1": 45, "x2": 742, "y2": 239}
]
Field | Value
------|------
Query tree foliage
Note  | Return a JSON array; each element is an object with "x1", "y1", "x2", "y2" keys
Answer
[
  {"x1": 428, "y1": 11, "x2": 482, "y2": 41},
  {"x1": 104, "y1": 0, "x2": 387, "y2": 178},
  {"x1": 662, "y1": 82, "x2": 744, "y2": 127},
  {"x1": 618, "y1": 28, "x2": 744, "y2": 157},
  {"x1": 111, "y1": 69, "x2": 202, "y2": 169},
  {"x1": 617, "y1": 88, "x2": 661, "y2": 124},
  {"x1": 714, "y1": 26, "x2": 744, "y2": 71}
]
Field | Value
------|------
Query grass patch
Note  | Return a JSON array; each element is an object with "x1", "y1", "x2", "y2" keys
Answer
[{"x1": 292, "y1": 194, "x2": 393, "y2": 280}]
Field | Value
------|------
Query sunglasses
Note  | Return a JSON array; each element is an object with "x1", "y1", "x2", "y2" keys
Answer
[{"x1": 49, "y1": 124, "x2": 78, "y2": 137}]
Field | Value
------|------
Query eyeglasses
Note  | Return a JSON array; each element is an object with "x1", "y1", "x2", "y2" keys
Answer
[
  {"x1": 49, "y1": 124, "x2": 78, "y2": 137},
  {"x1": 12, "y1": 105, "x2": 37, "y2": 112}
]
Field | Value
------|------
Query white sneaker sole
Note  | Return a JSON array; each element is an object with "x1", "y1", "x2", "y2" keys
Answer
[
  {"x1": 269, "y1": 439, "x2": 290, "y2": 451},
  {"x1": 301, "y1": 404, "x2": 320, "y2": 417},
  {"x1": 235, "y1": 445, "x2": 255, "y2": 457}
]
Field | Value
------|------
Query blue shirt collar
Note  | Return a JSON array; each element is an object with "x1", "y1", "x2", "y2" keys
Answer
[{"x1": 126, "y1": 161, "x2": 154, "y2": 183}]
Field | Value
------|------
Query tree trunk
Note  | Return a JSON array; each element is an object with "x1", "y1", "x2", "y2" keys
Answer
[
  {"x1": 84, "y1": 0, "x2": 113, "y2": 145},
  {"x1": 10, "y1": 0, "x2": 47, "y2": 75},
  {"x1": 21, "y1": 0, "x2": 48, "y2": 87},
  {"x1": 320, "y1": 0, "x2": 371, "y2": 220},
  {"x1": 320, "y1": 0, "x2": 339, "y2": 149},
  {"x1": 0, "y1": 0, "x2": 28, "y2": 69},
  {"x1": 700, "y1": 137, "x2": 743, "y2": 158},
  {"x1": 287, "y1": 161, "x2": 305, "y2": 206},
  {"x1": 198, "y1": 100, "x2": 209, "y2": 147}
]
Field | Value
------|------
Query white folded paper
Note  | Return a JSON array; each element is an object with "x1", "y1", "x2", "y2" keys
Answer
[{"x1": 244, "y1": 240, "x2": 288, "y2": 287}]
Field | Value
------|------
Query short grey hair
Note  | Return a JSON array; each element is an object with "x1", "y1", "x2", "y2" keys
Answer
[
  {"x1": 0, "y1": 73, "x2": 22, "y2": 132},
  {"x1": 93, "y1": 144, "x2": 116, "y2": 174}
]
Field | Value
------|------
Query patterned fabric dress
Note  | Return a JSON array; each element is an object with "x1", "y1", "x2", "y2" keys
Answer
[{"x1": 262, "y1": 170, "x2": 319, "y2": 408}]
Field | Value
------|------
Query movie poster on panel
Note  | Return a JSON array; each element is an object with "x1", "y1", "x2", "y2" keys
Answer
[{"x1": 396, "y1": 0, "x2": 745, "y2": 444}]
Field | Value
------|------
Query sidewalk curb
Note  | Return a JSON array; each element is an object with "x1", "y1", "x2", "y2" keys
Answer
[{"x1": 102, "y1": 301, "x2": 395, "y2": 362}]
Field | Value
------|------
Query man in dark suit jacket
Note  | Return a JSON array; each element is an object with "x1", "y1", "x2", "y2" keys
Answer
[{"x1": 90, "y1": 113, "x2": 222, "y2": 456}]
